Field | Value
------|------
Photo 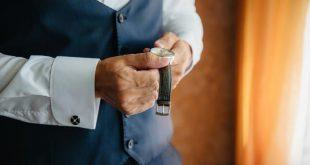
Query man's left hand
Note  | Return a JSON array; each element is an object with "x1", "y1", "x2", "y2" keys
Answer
[{"x1": 151, "y1": 32, "x2": 193, "y2": 89}]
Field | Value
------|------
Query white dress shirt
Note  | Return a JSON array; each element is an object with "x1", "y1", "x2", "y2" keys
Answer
[{"x1": 0, "y1": 0, "x2": 203, "y2": 129}]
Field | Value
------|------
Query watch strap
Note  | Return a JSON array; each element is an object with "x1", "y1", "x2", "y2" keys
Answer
[{"x1": 156, "y1": 65, "x2": 172, "y2": 116}]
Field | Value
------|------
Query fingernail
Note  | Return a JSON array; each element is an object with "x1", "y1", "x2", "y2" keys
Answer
[
  {"x1": 155, "y1": 41, "x2": 164, "y2": 48},
  {"x1": 144, "y1": 48, "x2": 150, "y2": 52}
]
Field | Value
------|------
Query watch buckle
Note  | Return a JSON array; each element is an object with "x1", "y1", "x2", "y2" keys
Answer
[{"x1": 156, "y1": 104, "x2": 170, "y2": 116}]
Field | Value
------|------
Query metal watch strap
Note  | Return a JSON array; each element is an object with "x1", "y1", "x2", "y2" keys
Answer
[{"x1": 156, "y1": 64, "x2": 172, "y2": 116}]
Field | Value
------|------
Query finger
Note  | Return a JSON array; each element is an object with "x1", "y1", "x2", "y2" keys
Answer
[
  {"x1": 117, "y1": 87, "x2": 155, "y2": 113},
  {"x1": 171, "y1": 40, "x2": 192, "y2": 65},
  {"x1": 172, "y1": 75, "x2": 182, "y2": 89},
  {"x1": 134, "y1": 99, "x2": 156, "y2": 114},
  {"x1": 128, "y1": 86, "x2": 158, "y2": 100},
  {"x1": 125, "y1": 101, "x2": 154, "y2": 116},
  {"x1": 155, "y1": 32, "x2": 179, "y2": 50},
  {"x1": 128, "y1": 93, "x2": 157, "y2": 115},
  {"x1": 124, "y1": 53, "x2": 169, "y2": 70},
  {"x1": 119, "y1": 84, "x2": 158, "y2": 102},
  {"x1": 143, "y1": 48, "x2": 150, "y2": 53},
  {"x1": 171, "y1": 40, "x2": 189, "y2": 57},
  {"x1": 170, "y1": 62, "x2": 187, "y2": 89},
  {"x1": 133, "y1": 69, "x2": 160, "y2": 89},
  {"x1": 123, "y1": 89, "x2": 158, "y2": 115},
  {"x1": 134, "y1": 90, "x2": 158, "y2": 106}
]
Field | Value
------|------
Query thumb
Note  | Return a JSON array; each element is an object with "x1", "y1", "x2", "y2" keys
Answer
[{"x1": 124, "y1": 52, "x2": 170, "y2": 70}]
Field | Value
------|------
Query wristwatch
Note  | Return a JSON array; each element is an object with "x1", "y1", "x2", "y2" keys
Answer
[{"x1": 149, "y1": 48, "x2": 175, "y2": 116}]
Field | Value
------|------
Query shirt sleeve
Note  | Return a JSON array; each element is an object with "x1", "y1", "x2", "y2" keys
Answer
[
  {"x1": 0, "y1": 53, "x2": 100, "y2": 129},
  {"x1": 163, "y1": 0, "x2": 204, "y2": 71}
]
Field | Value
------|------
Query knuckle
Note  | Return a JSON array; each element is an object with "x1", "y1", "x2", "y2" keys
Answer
[
  {"x1": 150, "y1": 70, "x2": 160, "y2": 81},
  {"x1": 119, "y1": 101, "x2": 127, "y2": 110},
  {"x1": 146, "y1": 52, "x2": 153, "y2": 56},
  {"x1": 146, "y1": 101, "x2": 155, "y2": 109},
  {"x1": 145, "y1": 52, "x2": 155, "y2": 62},
  {"x1": 145, "y1": 55, "x2": 159, "y2": 67},
  {"x1": 167, "y1": 32, "x2": 178, "y2": 40},
  {"x1": 115, "y1": 75, "x2": 127, "y2": 89},
  {"x1": 152, "y1": 91, "x2": 159, "y2": 100},
  {"x1": 118, "y1": 92, "x2": 128, "y2": 104},
  {"x1": 149, "y1": 74, "x2": 157, "y2": 84},
  {"x1": 148, "y1": 77, "x2": 159, "y2": 91},
  {"x1": 125, "y1": 109, "x2": 134, "y2": 115},
  {"x1": 125, "y1": 111, "x2": 134, "y2": 116},
  {"x1": 136, "y1": 107, "x2": 146, "y2": 114},
  {"x1": 134, "y1": 77, "x2": 143, "y2": 88},
  {"x1": 166, "y1": 32, "x2": 175, "y2": 37},
  {"x1": 123, "y1": 106, "x2": 135, "y2": 115},
  {"x1": 177, "y1": 40, "x2": 191, "y2": 53},
  {"x1": 143, "y1": 53, "x2": 152, "y2": 64},
  {"x1": 153, "y1": 81, "x2": 159, "y2": 91},
  {"x1": 178, "y1": 40, "x2": 187, "y2": 46},
  {"x1": 129, "y1": 107, "x2": 139, "y2": 115}
]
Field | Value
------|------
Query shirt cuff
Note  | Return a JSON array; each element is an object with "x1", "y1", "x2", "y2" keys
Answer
[{"x1": 50, "y1": 56, "x2": 100, "y2": 129}]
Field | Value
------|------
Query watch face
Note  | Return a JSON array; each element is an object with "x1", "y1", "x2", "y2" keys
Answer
[{"x1": 150, "y1": 48, "x2": 175, "y2": 62}]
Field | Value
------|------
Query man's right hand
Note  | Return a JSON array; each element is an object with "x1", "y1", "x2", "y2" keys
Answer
[{"x1": 95, "y1": 53, "x2": 169, "y2": 116}]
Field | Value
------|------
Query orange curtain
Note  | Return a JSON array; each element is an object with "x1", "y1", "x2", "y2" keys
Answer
[{"x1": 236, "y1": 0, "x2": 309, "y2": 164}]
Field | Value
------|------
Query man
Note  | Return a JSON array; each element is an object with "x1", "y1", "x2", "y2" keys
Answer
[{"x1": 0, "y1": 0, "x2": 203, "y2": 164}]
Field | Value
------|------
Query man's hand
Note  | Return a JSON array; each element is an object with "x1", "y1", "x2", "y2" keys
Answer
[
  {"x1": 154, "y1": 32, "x2": 193, "y2": 89},
  {"x1": 95, "y1": 53, "x2": 169, "y2": 116}
]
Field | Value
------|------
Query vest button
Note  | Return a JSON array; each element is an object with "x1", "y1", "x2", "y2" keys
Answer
[
  {"x1": 118, "y1": 13, "x2": 126, "y2": 23},
  {"x1": 70, "y1": 115, "x2": 80, "y2": 125},
  {"x1": 127, "y1": 139, "x2": 135, "y2": 149}
]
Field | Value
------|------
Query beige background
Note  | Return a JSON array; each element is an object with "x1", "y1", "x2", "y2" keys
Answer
[{"x1": 171, "y1": 0, "x2": 236, "y2": 164}]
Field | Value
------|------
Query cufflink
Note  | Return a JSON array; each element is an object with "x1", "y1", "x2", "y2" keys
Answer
[{"x1": 70, "y1": 115, "x2": 80, "y2": 125}]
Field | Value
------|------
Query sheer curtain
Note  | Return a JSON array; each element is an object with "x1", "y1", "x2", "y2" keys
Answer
[
  {"x1": 235, "y1": 0, "x2": 309, "y2": 164},
  {"x1": 299, "y1": 3, "x2": 310, "y2": 164}
]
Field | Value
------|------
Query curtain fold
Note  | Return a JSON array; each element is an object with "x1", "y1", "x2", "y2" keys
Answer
[{"x1": 236, "y1": 0, "x2": 309, "y2": 164}]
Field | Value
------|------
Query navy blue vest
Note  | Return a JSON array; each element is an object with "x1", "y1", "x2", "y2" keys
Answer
[{"x1": 0, "y1": 0, "x2": 179, "y2": 164}]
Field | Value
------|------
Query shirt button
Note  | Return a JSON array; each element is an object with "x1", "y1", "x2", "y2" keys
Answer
[
  {"x1": 70, "y1": 115, "x2": 80, "y2": 125},
  {"x1": 118, "y1": 13, "x2": 126, "y2": 23},
  {"x1": 127, "y1": 139, "x2": 135, "y2": 149}
]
